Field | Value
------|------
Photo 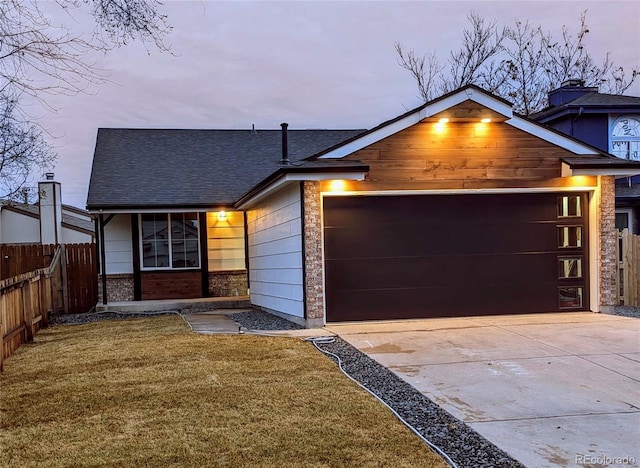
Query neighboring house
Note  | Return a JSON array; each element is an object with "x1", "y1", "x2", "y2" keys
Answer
[
  {"x1": 87, "y1": 85, "x2": 640, "y2": 327},
  {"x1": 0, "y1": 179, "x2": 94, "y2": 245},
  {"x1": 533, "y1": 80, "x2": 640, "y2": 233}
]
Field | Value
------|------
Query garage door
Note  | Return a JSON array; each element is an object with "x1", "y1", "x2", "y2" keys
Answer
[{"x1": 323, "y1": 193, "x2": 588, "y2": 321}]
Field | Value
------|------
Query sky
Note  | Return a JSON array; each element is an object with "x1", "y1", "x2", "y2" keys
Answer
[{"x1": 30, "y1": 0, "x2": 640, "y2": 209}]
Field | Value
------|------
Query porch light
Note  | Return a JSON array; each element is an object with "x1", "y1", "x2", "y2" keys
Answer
[
  {"x1": 328, "y1": 180, "x2": 346, "y2": 192},
  {"x1": 480, "y1": 118, "x2": 491, "y2": 123},
  {"x1": 438, "y1": 118, "x2": 449, "y2": 123},
  {"x1": 217, "y1": 210, "x2": 227, "y2": 221}
]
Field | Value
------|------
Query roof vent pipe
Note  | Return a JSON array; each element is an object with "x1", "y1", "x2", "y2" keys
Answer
[{"x1": 280, "y1": 122, "x2": 290, "y2": 165}]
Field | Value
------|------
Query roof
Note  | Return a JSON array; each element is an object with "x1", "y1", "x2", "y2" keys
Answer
[
  {"x1": 87, "y1": 128, "x2": 365, "y2": 210},
  {"x1": 0, "y1": 201, "x2": 94, "y2": 234},
  {"x1": 533, "y1": 92, "x2": 640, "y2": 121}
]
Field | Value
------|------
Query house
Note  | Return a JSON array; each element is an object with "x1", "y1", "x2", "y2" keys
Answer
[
  {"x1": 533, "y1": 80, "x2": 640, "y2": 233},
  {"x1": 87, "y1": 85, "x2": 640, "y2": 327},
  {"x1": 1, "y1": 177, "x2": 94, "y2": 245}
]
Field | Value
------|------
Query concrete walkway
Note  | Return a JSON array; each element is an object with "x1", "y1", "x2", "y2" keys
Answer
[
  {"x1": 326, "y1": 313, "x2": 640, "y2": 468},
  {"x1": 181, "y1": 310, "x2": 331, "y2": 338}
]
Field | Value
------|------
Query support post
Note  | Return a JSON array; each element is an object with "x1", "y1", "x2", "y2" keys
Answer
[{"x1": 99, "y1": 214, "x2": 108, "y2": 305}]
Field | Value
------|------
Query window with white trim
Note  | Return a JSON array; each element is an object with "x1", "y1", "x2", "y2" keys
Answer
[
  {"x1": 610, "y1": 115, "x2": 640, "y2": 161},
  {"x1": 140, "y1": 213, "x2": 200, "y2": 269}
]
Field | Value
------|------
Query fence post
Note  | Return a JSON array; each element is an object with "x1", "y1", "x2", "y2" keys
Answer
[
  {"x1": 60, "y1": 244, "x2": 69, "y2": 314},
  {"x1": 22, "y1": 279, "x2": 34, "y2": 341},
  {"x1": 40, "y1": 273, "x2": 49, "y2": 327},
  {"x1": 632, "y1": 234, "x2": 640, "y2": 306},
  {"x1": 0, "y1": 323, "x2": 3, "y2": 372}
]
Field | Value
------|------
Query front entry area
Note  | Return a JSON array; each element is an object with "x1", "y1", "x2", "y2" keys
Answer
[{"x1": 323, "y1": 192, "x2": 588, "y2": 322}]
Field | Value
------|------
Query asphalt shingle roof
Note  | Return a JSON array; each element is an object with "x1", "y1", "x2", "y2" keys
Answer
[
  {"x1": 533, "y1": 92, "x2": 640, "y2": 120},
  {"x1": 0, "y1": 201, "x2": 94, "y2": 233},
  {"x1": 87, "y1": 128, "x2": 365, "y2": 210}
]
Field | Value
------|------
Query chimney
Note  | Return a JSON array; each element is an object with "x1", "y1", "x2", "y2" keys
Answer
[
  {"x1": 548, "y1": 79, "x2": 598, "y2": 107},
  {"x1": 38, "y1": 174, "x2": 62, "y2": 245},
  {"x1": 280, "y1": 122, "x2": 290, "y2": 166}
]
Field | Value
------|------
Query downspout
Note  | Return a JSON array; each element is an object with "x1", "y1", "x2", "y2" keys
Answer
[
  {"x1": 243, "y1": 211, "x2": 250, "y2": 295},
  {"x1": 99, "y1": 214, "x2": 107, "y2": 305},
  {"x1": 570, "y1": 106, "x2": 584, "y2": 137}
]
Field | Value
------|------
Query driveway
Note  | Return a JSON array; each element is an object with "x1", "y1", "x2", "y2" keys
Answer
[{"x1": 326, "y1": 312, "x2": 640, "y2": 468}]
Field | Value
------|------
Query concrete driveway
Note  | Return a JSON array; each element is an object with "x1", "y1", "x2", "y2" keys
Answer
[{"x1": 326, "y1": 312, "x2": 640, "y2": 468}]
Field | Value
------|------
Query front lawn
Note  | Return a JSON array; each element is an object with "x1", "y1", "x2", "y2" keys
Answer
[{"x1": 0, "y1": 315, "x2": 446, "y2": 467}]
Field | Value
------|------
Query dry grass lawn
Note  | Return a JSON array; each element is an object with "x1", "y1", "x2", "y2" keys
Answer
[{"x1": 0, "y1": 315, "x2": 447, "y2": 467}]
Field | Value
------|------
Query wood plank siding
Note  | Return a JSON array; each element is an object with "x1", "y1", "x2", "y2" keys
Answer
[{"x1": 321, "y1": 121, "x2": 591, "y2": 192}]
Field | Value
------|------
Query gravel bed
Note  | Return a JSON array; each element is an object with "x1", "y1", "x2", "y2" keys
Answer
[
  {"x1": 229, "y1": 310, "x2": 304, "y2": 330},
  {"x1": 610, "y1": 305, "x2": 640, "y2": 318},
  {"x1": 50, "y1": 310, "x2": 180, "y2": 325}
]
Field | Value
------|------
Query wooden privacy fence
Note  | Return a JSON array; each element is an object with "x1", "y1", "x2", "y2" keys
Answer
[
  {"x1": 0, "y1": 243, "x2": 97, "y2": 314},
  {"x1": 0, "y1": 244, "x2": 57, "y2": 280},
  {"x1": 65, "y1": 243, "x2": 98, "y2": 314},
  {"x1": 617, "y1": 229, "x2": 640, "y2": 307},
  {"x1": 1, "y1": 246, "x2": 65, "y2": 372}
]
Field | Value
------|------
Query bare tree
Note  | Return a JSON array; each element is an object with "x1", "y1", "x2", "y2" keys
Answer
[
  {"x1": 0, "y1": 0, "x2": 172, "y2": 200},
  {"x1": 396, "y1": 11, "x2": 638, "y2": 115},
  {"x1": 0, "y1": 94, "x2": 55, "y2": 201}
]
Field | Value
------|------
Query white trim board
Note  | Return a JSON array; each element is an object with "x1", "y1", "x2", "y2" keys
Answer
[{"x1": 321, "y1": 186, "x2": 598, "y2": 198}]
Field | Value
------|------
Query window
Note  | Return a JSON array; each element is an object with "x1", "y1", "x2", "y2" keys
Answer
[
  {"x1": 615, "y1": 209, "x2": 633, "y2": 233},
  {"x1": 140, "y1": 213, "x2": 200, "y2": 269},
  {"x1": 558, "y1": 257, "x2": 582, "y2": 279},
  {"x1": 558, "y1": 226, "x2": 582, "y2": 248},
  {"x1": 557, "y1": 195, "x2": 582, "y2": 218},
  {"x1": 610, "y1": 115, "x2": 640, "y2": 161},
  {"x1": 558, "y1": 287, "x2": 583, "y2": 309}
]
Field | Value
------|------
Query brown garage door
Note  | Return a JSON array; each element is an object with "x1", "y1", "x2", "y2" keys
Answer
[{"x1": 323, "y1": 193, "x2": 588, "y2": 321}]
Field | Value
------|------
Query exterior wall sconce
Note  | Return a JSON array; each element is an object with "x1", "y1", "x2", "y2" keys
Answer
[
  {"x1": 480, "y1": 118, "x2": 492, "y2": 123},
  {"x1": 328, "y1": 180, "x2": 346, "y2": 192},
  {"x1": 217, "y1": 210, "x2": 227, "y2": 221},
  {"x1": 438, "y1": 118, "x2": 449, "y2": 123}
]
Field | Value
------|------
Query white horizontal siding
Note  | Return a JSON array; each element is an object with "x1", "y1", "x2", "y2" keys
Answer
[
  {"x1": 104, "y1": 214, "x2": 133, "y2": 274},
  {"x1": 250, "y1": 268, "x2": 302, "y2": 285},
  {"x1": 247, "y1": 184, "x2": 304, "y2": 318},
  {"x1": 61, "y1": 227, "x2": 93, "y2": 244},
  {"x1": 0, "y1": 210, "x2": 40, "y2": 243},
  {"x1": 250, "y1": 293, "x2": 303, "y2": 317}
]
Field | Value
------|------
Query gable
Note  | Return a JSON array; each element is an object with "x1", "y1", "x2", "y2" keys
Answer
[
  {"x1": 344, "y1": 119, "x2": 574, "y2": 184},
  {"x1": 314, "y1": 85, "x2": 601, "y2": 161}
]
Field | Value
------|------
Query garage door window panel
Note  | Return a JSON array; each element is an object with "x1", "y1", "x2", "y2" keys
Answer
[
  {"x1": 558, "y1": 286, "x2": 583, "y2": 309},
  {"x1": 558, "y1": 257, "x2": 582, "y2": 279},
  {"x1": 558, "y1": 195, "x2": 582, "y2": 218},
  {"x1": 558, "y1": 225, "x2": 582, "y2": 248}
]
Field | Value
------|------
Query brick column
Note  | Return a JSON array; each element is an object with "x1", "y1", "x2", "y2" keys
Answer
[
  {"x1": 302, "y1": 181, "x2": 325, "y2": 327},
  {"x1": 598, "y1": 175, "x2": 618, "y2": 310}
]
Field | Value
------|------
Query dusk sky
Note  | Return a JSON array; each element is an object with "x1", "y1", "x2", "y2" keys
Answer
[{"x1": 34, "y1": 0, "x2": 640, "y2": 209}]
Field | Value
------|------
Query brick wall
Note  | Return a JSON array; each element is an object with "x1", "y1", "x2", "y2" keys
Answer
[
  {"x1": 302, "y1": 181, "x2": 325, "y2": 327},
  {"x1": 98, "y1": 274, "x2": 134, "y2": 303},
  {"x1": 208, "y1": 270, "x2": 248, "y2": 297},
  {"x1": 599, "y1": 175, "x2": 618, "y2": 308}
]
